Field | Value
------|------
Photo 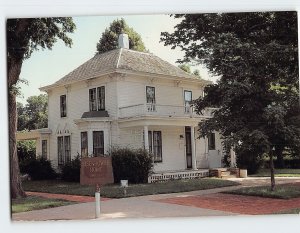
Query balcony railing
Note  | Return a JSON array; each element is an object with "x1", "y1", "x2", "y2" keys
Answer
[{"x1": 118, "y1": 103, "x2": 217, "y2": 119}]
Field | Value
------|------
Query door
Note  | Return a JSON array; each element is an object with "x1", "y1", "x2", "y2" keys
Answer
[
  {"x1": 185, "y1": 126, "x2": 192, "y2": 169},
  {"x1": 207, "y1": 133, "x2": 221, "y2": 168}
]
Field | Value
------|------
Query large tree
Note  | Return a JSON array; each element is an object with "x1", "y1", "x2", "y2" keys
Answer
[
  {"x1": 7, "y1": 18, "x2": 75, "y2": 198},
  {"x1": 161, "y1": 12, "x2": 299, "y2": 190},
  {"x1": 96, "y1": 18, "x2": 147, "y2": 54},
  {"x1": 17, "y1": 94, "x2": 48, "y2": 131}
]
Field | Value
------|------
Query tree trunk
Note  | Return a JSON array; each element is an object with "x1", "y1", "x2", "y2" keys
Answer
[
  {"x1": 269, "y1": 149, "x2": 275, "y2": 191},
  {"x1": 8, "y1": 58, "x2": 26, "y2": 199}
]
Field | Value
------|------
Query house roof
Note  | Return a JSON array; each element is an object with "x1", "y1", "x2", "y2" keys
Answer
[{"x1": 40, "y1": 48, "x2": 211, "y2": 90}]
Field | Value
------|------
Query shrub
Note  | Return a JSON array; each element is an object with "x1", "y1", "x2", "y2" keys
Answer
[
  {"x1": 20, "y1": 157, "x2": 57, "y2": 180},
  {"x1": 17, "y1": 140, "x2": 36, "y2": 163},
  {"x1": 236, "y1": 149, "x2": 263, "y2": 174},
  {"x1": 61, "y1": 155, "x2": 81, "y2": 182},
  {"x1": 110, "y1": 147, "x2": 153, "y2": 184}
]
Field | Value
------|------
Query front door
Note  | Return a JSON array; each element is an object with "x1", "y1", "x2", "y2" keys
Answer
[{"x1": 185, "y1": 126, "x2": 192, "y2": 169}]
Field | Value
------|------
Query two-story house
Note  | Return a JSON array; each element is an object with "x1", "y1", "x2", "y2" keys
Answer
[{"x1": 17, "y1": 34, "x2": 228, "y2": 182}]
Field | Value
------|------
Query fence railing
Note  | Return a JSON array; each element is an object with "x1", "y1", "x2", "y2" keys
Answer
[{"x1": 119, "y1": 103, "x2": 217, "y2": 119}]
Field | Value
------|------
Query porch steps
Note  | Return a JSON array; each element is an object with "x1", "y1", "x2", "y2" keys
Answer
[{"x1": 209, "y1": 168, "x2": 240, "y2": 179}]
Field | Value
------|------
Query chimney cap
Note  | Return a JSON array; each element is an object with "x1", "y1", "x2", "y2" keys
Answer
[{"x1": 118, "y1": 33, "x2": 129, "y2": 49}]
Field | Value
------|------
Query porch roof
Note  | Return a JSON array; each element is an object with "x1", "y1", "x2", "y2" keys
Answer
[{"x1": 16, "y1": 128, "x2": 52, "y2": 141}]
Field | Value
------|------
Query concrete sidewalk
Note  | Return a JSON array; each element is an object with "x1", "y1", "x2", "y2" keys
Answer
[{"x1": 12, "y1": 177, "x2": 300, "y2": 221}]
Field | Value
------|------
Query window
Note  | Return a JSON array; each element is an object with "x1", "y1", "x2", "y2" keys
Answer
[
  {"x1": 93, "y1": 131, "x2": 104, "y2": 156},
  {"x1": 81, "y1": 132, "x2": 88, "y2": 157},
  {"x1": 60, "y1": 95, "x2": 67, "y2": 117},
  {"x1": 41, "y1": 140, "x2": 47, "y2": 159},
  {"x1": 184, "y1": 90, "x2": 192, "y2": 113},
  {"x1": 57, "y1": 136, "x2": 71, "y2": 165},
  {"x1": 208, "y1": 133, "x2": 216, "y2": 150},
  {"x1": 97, "y1": 86, "x2": 105, "y2": 110},
  {"x1": 147, "y1": 130, "x2": 162, "y2": 162},
  {"x1": 89, "y1": 88, "x2": 97, "y2": 111},
  {"x1": 89, "y1": 86, "x2": 105, "y2": 111},
  {"x1": 146, "y1": 86, "x2": 156, "y2": 111}
]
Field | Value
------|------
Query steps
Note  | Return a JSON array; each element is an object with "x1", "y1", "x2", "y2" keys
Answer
[{"x1": 209, "y1": 168, "x2": 240, "y2": 179}]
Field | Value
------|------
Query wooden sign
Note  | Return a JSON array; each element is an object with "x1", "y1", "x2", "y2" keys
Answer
[{"x1": 80, "y1": 157, "x2": 114, "y2": 186}]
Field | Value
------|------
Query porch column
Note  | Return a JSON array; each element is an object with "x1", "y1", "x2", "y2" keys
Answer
[
  {"x1": 144, "y1": 125, "x2": 149, "y2": 151},
  {"x1": 191, "y1": 126, "x2": 197, "y2": 170},
  {"x1": 230, "y1": 147, "x2": 236, "y2": 167}
]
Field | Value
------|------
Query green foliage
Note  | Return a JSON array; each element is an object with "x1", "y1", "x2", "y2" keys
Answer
[
  {"x1": 17, "y1": 94, "x2": 48, "y2": 131},
  {"x1": 161, "y1": 12, "x2": 300, "y2": 168},
  {"x1": 61, "y1": 155, "x2": 81, "y2": 182},
  {"x1": 96, "y1": 18, "x2": 147, "y2": 54},
  {"x1": 17, "y1": 140, "x2": 36, "y2": 162},
  {"x1": 7, "y1": 18, "x2": 76, "y2": 64},
  {"x1": 20, "y1": 157, "x2": 57, "y2": 180},
  {"x1": 110, "y1": 147, "x2": 153, "y2": 184},
  {"x1": 178, "y1": 64, "x2": 191, "y2": 73}
]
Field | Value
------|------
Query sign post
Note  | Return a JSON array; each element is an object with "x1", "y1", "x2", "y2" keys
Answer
[{"x1": 80, "y1": 157, "x2": 114, "y2": 219}]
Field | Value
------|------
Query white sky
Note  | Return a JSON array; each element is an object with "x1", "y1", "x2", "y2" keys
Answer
[{"x1": 17, "y1": 14, "x2": 216, "y2": 104}]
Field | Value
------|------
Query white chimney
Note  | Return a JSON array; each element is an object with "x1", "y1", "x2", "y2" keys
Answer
[{"x1": 118, "y1": 33, "x2": 129, "y2": 49}]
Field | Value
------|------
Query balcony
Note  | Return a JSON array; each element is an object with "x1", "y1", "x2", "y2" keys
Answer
[{"x1": 118, "y1": 103, "x2": 217, "y2": 119}]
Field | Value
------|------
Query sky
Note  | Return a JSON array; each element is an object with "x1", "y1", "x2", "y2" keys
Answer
[{"x1": 17, "y1": 14, "x2": 216, "y2": 104}]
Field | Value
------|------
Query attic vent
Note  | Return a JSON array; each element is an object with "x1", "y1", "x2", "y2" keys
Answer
[{"x1": 118, "y1": 34, "x2": 129, "y2": 49}]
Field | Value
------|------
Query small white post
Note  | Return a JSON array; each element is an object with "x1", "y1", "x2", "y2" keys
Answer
[{"x1": 95, "y1": 184, "x2": 101, "y2": 219}]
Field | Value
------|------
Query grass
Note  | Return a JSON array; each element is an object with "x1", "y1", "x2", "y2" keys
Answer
[
  {"x1": 275, "y1": 208, "x2": 300, "y2": 214},
  {"x1": 250, "y1": 169, "x2": 300, "y2": 177},
  {"x1": 23, "y1": 178, "x2": 239, "y2": 198},
  {"x1": 223, "y1": 184, "x2": 300, "y2": 199},
  {"x1": 12, "y1": 196, "x2": 77, "y2": 213}
]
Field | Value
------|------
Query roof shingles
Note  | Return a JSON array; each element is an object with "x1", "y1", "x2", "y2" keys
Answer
[{"x1": 43, "y1": 48, "x2": 208, "y2": 89}]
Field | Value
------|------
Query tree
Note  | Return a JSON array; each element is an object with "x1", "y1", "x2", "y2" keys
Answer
[
  {"x1": 161, "y1": 12, "x2": 299, "y2": 190},
  {"x1": 7, "y1": 18, "x2": 75, "y2": 198},
  {"x1": 178, "y1": 64, "x2": 191, "y2": 73},
  {"x1": 18, "y1": 94, "x2": 48, "y2": 131},
  {"x1": 96, "y1": 18, "x2": 147, "y2": 54}
]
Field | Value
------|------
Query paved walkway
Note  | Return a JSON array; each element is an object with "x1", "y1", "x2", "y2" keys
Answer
[{"x1": 12, "y1": 177, "x2": 300, "y2": 221}]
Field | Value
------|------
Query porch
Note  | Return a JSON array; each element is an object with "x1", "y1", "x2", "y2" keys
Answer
[
  {"x1": 148, "y1": 169, "x2": 210, "y2": 183},
  {"x1": 16, "y1": 128, "x2": 52, "y2": 159}
]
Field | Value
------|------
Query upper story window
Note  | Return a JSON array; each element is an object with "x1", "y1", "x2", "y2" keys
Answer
[
  {"x1": 146, "y1": 86, "x2": 156, "y2": 112},
  {"x1": 89, "y1": 86, "x2": 105, "y2": 111},
  {"x1": 208, "y1": 133, "x2": 216, "y2": 150},
  {"x1": 184, "y1": 90, "x2": 192, "y2": 113},
  {"x1": 60, "y1": 95, "x2": 67, "y2": 117}
]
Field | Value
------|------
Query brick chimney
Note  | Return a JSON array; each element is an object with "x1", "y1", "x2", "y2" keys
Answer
[{"x1": 118, "y1": 33, "x2": 129, "y2": 49}]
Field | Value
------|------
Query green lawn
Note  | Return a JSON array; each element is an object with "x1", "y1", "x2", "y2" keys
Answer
[
  {"x1": 23, "y1": 178, "x2": 239, "y2": 198},
  {"x1": 250, "y1": 169, "x2": 300, "y2": 177},
  {"x1": 275, "y1": 208, "x2": 300, "y2": 214},
  {"x1": 223, "y1": 184, "x2": 300, "y2": 199},
  {"x1": 12, "y1": 196, "x2": 77, "y2": 213}
]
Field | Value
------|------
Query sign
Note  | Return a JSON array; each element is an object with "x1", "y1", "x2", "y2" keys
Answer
[{"x1": 80, "y1": 157, "x2": 114, "y2": 186}]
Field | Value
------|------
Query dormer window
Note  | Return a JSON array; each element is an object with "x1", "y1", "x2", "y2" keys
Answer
[
  {"x1": 60, "y1": 95, "x2": 67, "y2": 117},
  {"x1": 89, "y1": 86, "x2": 105, "y2": 111}
]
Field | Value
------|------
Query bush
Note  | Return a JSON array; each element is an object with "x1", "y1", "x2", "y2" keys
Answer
[
  {"x1": 61, "y1": 155, "x2": 81, "y2": 182},
  {"x1": 236, "y1": 150, "x2": 263, "y2": 174},
  {"x1": 110, "y1": 147, "x2": 153, "y2": 184},
  {"x1": 17, "y1": 140, "x2": 36, "y2": 163},
  {"x1": 20, "y1": 157, "x2": 57, "y2": 180}
]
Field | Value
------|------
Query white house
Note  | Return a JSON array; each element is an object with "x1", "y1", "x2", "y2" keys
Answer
[{"x1": 17, "y1": 34, "x2": 229, "y2": 180}]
